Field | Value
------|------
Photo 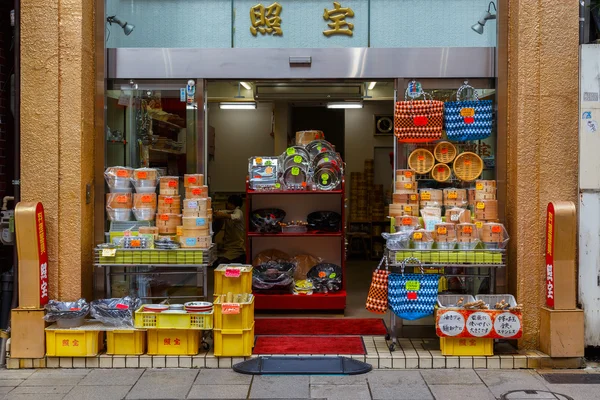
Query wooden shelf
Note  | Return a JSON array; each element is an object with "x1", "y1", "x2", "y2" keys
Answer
[{"x1": 149, "y1": 147, "x2": 185, "y2": 156}]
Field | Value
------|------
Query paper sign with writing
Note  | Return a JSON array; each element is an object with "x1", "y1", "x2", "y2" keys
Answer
[
  {"x1": 437, "y1": 311, "x2": 465, "y2": 337},
  {"x1": 221, "y1": 303, "x2": 241, "y2": 314},
  {"x1": 102, "y1": 248, "x2": 117, "y2": 257},
  {"x1": 225, "y1": 268, "x2": 242, "y2": 278},
  {"x1": 405, "y1": 281, "x2": 420, "y2": 291},
  {"x1": 466, "y1": 312, "x2": 493, "y2": 337}
]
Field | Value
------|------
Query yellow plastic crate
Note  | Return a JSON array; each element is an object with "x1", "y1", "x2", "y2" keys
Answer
[
  {"x1": 440, "y1": 337, "x2": 493, "y2": 356},
  {"x1": 134, "y1": 306, "x2": 213, "y2": 330},
  {"x1": 106, "y1": 330, "x2": 146, "y2": 355},
  {"x1": 213, "y1": 323, "x2": 255, "y2": 357},
  {"x1": 46, "y1": 329, "x2": 104, "y2": 357},
  {"x1": 214, "y1": 265, "x2": 252, "y2": 295},
  {"x1": 214, "y1": 296, "x2": 254, "y2": 330},
  {"x1": 147, "y1": 329, "x2": 200, "y2": 355}
]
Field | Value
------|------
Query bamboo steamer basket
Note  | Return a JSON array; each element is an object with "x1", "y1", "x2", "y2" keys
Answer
[
  {"x1": 106, "y1": 193, "x2": 132, "y2": 209},
  {"x1": 133, "y1": 168, "x2": 158, "y2": 181},
  {"x1": 433, "y1": 223, "x2": 457, "y2": 243},
  {"x1": 419, "y1": 189, "x2": 442, "y2": 207},
  {"x1": 475, "y1": 192, "x2": 496, "y2": 201},
  {"x1": 183, "y1": 198, "x2": 210, "y2": 213},
  {"x1": 475, "y1": 180, "x2": 497, "y2": 194},
  {"x1": 408, "y1": 148, "x2": 435, "y2": 174},
  {"x1": 443, "y1": 188, "x2": 468, "y2": 208},
  {"x1": 184, "y1": 174, "x2": 204, "y2": 188},
  {"x1": 133, "y1": 193, "x2": 157, "y2": 209},
  {"x1": 390, "y1": 203, "x2": 419, "y2": 217},
  {"x1": 456, "y1": 223, "x2": 478, "y2": 242},
  {"x1": 159, "y1": 176, "x2": 179, "y2": 195},
  {"x1": 453, "y1": 152, "x2": 483, "y2": 182},
  {"x1": 139, "y1": 226, "x2": 159, "y2": 240},
  {"x1": 157, "y1": 195, "x2": 181, "y2": 214},
  {"x1": 445, "y1": 207, "x2": 472, "y2": 224},
  {"x1": 395, "y1": 181, "x2": 418, "y2": 193},
  {"x1": 411, "y1": 229, "x2": 433, "y2": 243},
  {"x1": 179, "y1": 235, "x2": 212, "y2": 249},
  {"x1": 474, "y1": 200, "x2": 499, "y2": 220},
  {"x1": 393, "y1": 193, "x2": 419, "y2": 205},
  {"x1": 431, "y1": 163, "x2": 452, "y2": 182},
  {"x1": 155, "y1": 213, "x2": 182, "y2": 235},
  {"x1": 183, "y1": 210, "x2": 208, "y2": 218},
  {"x1": 185, "y1": 186, "x2": 209, "y2": 199},
  {"x1": 481, "y1": 222, "x2": 505, "y2": 243},
  {"x1": 396, "y1": 215, "x2": 420, "y2": 230},
  {"x1": 468, "y1": 188, "x2": 476, "y2": 207},
  {"x1": 434, "y1": 141, "x2": 457, "y2": 163},
  {"x1": 181, "y1": 226, "x2": 209, "y2": 237},
  {"x1": 182, "y1": 216, "x2": 210, "y2": 230},
  {"x1": 396, "y1": 169, "x2": 416, "y2": 183}
]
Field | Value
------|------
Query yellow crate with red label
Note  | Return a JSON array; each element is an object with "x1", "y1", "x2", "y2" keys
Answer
[
  {"x1": 134, "y1": 306, "x2": 213, "y2": 330},
  {"x1": 213, "y1": 295, "x2": 254, "y2": 330},
  {"x1": 214, "y1": 265, "x2": 252, "y2": 296},
  {"x1": 147, "y1": 329, "x2": 201, "y2": 355},
  {"x1": 440, "y1": 337, "x2": 493, "y2": 356},
  {"x1": 45, "y1": 326, "x2": 104, "y2": 357},
  {"x1": 213, "y1": 322, "x2": 255, "y2": 357}
]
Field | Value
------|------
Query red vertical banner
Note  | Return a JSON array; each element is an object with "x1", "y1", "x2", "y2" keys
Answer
[
  {"x1": 545, "y1": 203, "x2": 555, "y2": 308},
  {"x1": 36, "y1": 203, "x2": 49, "y2": 306}
]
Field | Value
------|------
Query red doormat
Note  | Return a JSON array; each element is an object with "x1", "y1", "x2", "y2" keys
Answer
[
  {"x1": 255, "y1": 318, "x2": 387, "y2": 336},
  {"x1": 253, "y1": 335, "x2": 366, "y2": 355}
]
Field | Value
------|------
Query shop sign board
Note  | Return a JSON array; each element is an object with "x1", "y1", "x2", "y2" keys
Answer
[
  {"x1": 436, "y1": 308, "x2": 522, "y2": 339},
  {"x1": 545, "y1": 203, "x2": 555, "y2": 308}
]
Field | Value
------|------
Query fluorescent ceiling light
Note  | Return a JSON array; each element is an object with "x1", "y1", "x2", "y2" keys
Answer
[
  {"x1": 368, "y1": 82, "x2": 377, "y2": 90},
  {"x1": 220, "y1": 102, "x2": 257, "y2": 110},
  {"x1": 240, "y1": 82, "x2": 252, "y2": 90},
  {"x1": 327, "y1": 102, "x2": 363, "y2": 109}
]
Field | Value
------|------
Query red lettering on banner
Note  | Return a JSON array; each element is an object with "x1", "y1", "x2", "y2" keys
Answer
[
  {"x1": 545, "y1": 204, "x2": 555, "y2": 308},
  {"x1": 36, "y1": 204, "x2": 49, "y2": 306}
]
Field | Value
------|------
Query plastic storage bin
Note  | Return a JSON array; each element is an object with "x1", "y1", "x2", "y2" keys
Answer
[
  {"x1": 214, "y1": 296, "x2": 254, "y2": 330},
  {"x1": 440, "y1": 337, "x2": 493, "y2": 356},
  {"x1": 45, "y1": 329, "x2": 104, "y2": 357},
  {"x1": 214, "y1": 265, "x2": 252, "y2": 295},
  {"x1": 213, "y1": 323, "x2": 255, "y2": 357},
  {"x1": 134, "y1": 306, "x2": 213, "y2": 330},
  {"x1": 147, "y1": 329, "x2": 201, "y2": 355},
  {"x1": 437, "y1": 295, "x2": 475, "y2": 308},
  {"x1": 475, "y1": 294, "x2": 517, "y2": 308},
  {"x1": 106, "y1": 330, "x2": 146, "y2": 355}
]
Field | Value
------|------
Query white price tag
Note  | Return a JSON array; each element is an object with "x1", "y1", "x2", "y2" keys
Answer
[{"x1": 102, "y1": 248, "x2": 117, "y2": 257}]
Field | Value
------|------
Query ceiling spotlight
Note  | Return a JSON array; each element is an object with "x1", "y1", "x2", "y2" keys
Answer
[
  {"x1": 368, "y1": 82, "x2": 377, "y2": 90},
  {"x1": 220, "y1": 102, "x2": 257, "y2": 110},
  {"x1": 471, "y1": 1, "x2": 496, "y2": 34},
  {"x1": 327, "y1": 102, "x2": 363, "y2": 109},
  {"x1": 107, "y1": 15, "x2": 135, "y2": 36},
  {"x1": 240, "y1": 82, "x2": 252, "y2": 90}
]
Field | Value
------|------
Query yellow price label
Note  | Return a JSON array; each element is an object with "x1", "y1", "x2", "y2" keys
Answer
[
  {"x1": 476, "y1": 202, "x2": 485, "y2": 210},
  {"x1": 476, "y1": 183, "x2": 484, "y2": 190},
  {"x1": 413, "y1": 232, "x2": 423, "y2": 240},
  {"x1": 405, "y1": 281, "x2": 420, "y2": 291},
  {"x1": 460, "y1": 107, "x2": 475, "y2": 117},
  {"x1": 448, "y1": 192, "x2": 458, "y2": 200},
  {"x1": 475, "y1": 221, "x2": 484, "y2": 229},
  {"x1": 410, "y1": 194, "x2": 417, "y2": 201},
  {"x1": 437, "y1": 226, "x2": 447, "y2": 235},
  {"x1": 421, "y1": 192, "x2": 431, "y2": 200},
  {"x1": 405, "y1": 206, "x2": 412, "y2": 212},
  {"x1": 102, "y1": 248, "x2": 117, "y2": 257},
  {"x1": 404, "y1": 183, "x2": 413, "y2": 189}
]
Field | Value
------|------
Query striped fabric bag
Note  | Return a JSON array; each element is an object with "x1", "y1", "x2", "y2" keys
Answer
[
  {"x1": 394, "y1": 89, "x2": 444, "y2": 143},
  {"x1": 444, "y1": 83, "x2": 493, "y2": 141},
  {"x1": 365, "y1": 256, "x2": 390, "y2": 314},
  {"x1": 388, "y1": 258, "x2": 439, "y2": 321}
]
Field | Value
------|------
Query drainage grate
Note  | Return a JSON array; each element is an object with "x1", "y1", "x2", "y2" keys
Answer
[
  {"x1": 500, "y1": 390, "x2": 574, "y2": 400},
  {"x1": 541, "y1": 373, "x2": 600, "y2": 384}
]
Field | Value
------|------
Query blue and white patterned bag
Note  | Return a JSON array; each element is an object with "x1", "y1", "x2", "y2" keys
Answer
[
  {"x1": 444, "y1": 82, "x2": 493, "y2": 142},
  {"x1": 388, "y1": 258, "x2": 439, "y2": 321}
]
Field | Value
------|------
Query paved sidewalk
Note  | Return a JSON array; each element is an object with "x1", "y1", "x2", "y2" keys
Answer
[{"x1": 0, "y1": 368, "x2": 597, "y2": 400}]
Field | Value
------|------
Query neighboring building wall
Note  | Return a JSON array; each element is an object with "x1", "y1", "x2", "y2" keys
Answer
[
  {"x1": 20, "y1": 1, "x2": 95, "y2": 301},
  {"x1": 504, "y1": 1, "x2": 579, "y2": 349}
]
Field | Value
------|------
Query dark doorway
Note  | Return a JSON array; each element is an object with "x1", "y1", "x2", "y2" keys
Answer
[{"x1": 290, "y1": 106, "x2": 345, "y2": 160}]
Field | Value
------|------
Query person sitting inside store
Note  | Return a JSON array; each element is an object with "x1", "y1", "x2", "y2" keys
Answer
[{"x1": 212, "y1": 195, "x2": 246, "y2": 267}]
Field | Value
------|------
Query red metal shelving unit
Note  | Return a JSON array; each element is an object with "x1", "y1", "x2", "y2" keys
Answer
[{"x1": 246, "y1": 179, "x2": 346, "y2": 311}]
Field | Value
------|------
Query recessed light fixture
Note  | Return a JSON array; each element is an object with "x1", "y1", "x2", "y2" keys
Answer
[
  {"x1": 368, "y1": 82, "x2": 377, "y2": 90},
  {"x1": 240, "y1": 82, "x2": 252, "y2": 90},
  {"x1": 219, "y1": 102, "x2": 257, "y2": 110},
  {"x1": 327, "y1": 102, "x2": 363, "y2": 109}
]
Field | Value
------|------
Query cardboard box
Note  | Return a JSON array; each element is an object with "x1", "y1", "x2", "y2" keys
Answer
[
  {"x1": 10, "y1": 308, "x2": 46, "y2": 358},
  {"x1": 545, "y1": 202, "x2": 577, "y2": 310},
  {"x1": 540, "y1": 307, "x2": 584, "y2": 357}
]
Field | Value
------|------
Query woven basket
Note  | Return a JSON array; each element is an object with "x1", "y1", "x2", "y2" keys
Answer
[
  {"x1": 434, "y1": 141, "x2": 457, "y2": 163},
  {"x1": 408, "y1": 148, "x2": 435, "y2": 174},
  {"x1": 453, "y1": 152, "x2": 483, "y2": 182},
  {"x1": 431, "y1": 163, "x2": 452, "y2": 182}
]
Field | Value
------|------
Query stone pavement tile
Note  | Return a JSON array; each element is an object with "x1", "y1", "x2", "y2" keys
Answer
[
  {"x1": 187, "y1": 384, "x2": 249, "y2": 399},
  {"x1": 4, "y1": 394, "x2": 67, "y2": 400},
  {"x1": 0, "y1": 380, "x2": 23, "y2": 387},
  {"x1": 310, "y1": 384, "x2": 371, "y2": 400},
  {"x1": 194, "y1": 369, "x2": 252, "y2": 385},
  {"x1": 543, "y1": 384, "x2": 600, "y2": 400},
  {"x1": 21, "y1": 369, "x2": 90, "y2": 387},
  {"x1": 428, "y1": 384, "x2": 495, "y2": 400},
  {"x1": 249, "y1": 375, "x2": 309, "y2": 399},
  {"x1": 126, "y1": 369, "x2": 198, "y2": 399},
  {"x1": 63, "y1": 385, "x2": 132, "y2": 400},
  {"x1": 310, "y1": 375, "x2": 368, "y2": 385},
  {"x1": 79, "y1": 369, "x2": 144, "y2": 386},
  {"x1": 0, "y1": 387, "x2": 13, "y2": 396},
  {"x1": 10, "y1": 386, "x2": 74, "y2": 394},
  {"x1": 420, "y1": 369, "x2": 483, "y2": 385},
  {"x1": 368, "y1": 370, "x2": 433, "y2": 400},
  {"x1": 475, "y1": 370, "x2": 552, "y2": 398},
  {"x1": 0, "y1": 371, "x2": 35, "y2": 380}
]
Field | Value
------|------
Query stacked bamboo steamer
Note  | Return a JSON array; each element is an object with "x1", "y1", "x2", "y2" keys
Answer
[
  {"x1": 178, "y1": 174, "x2": 212, "y2": 249},
  {"x1": 365, "y1": 159, "x2": 375, "y2": 219},
  {"x1": 371, "y1": 184, "x2": 386, "y2": 221},
  {"x1": 156, "y1": 176, "x2": 182, "y2": 235},
  {"x1": 474, "y1": 180, "x2": 499, "y2": 224},
  {"x1": 390, "y1": 169, "x2": 419, "y2": 218},
  {"x1": 350, "y1": 172, "x2": 369, "y2": 221}
]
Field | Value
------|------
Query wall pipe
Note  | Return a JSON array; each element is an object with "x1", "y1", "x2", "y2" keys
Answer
[{"x1": 11, "y1": 0, "x2": 20, "y2": 311}]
